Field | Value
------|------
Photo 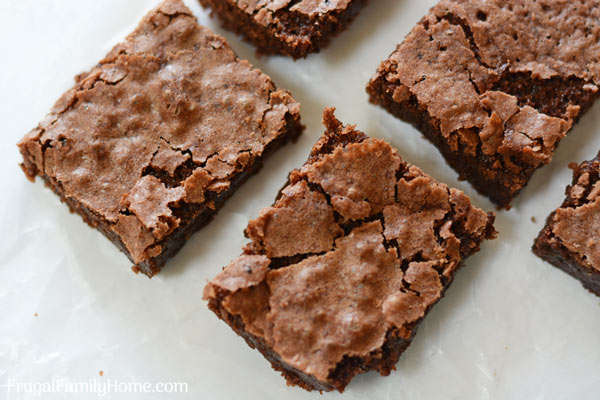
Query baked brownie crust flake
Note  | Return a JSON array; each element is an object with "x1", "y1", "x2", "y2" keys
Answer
[
  {"x1": 18, "y1": 0, "x2": 302, "y2": 277},
  {"x1": 198, "y1": 0, "x2": 368, "y2": 59},
  {"x1": 534, "y1": 153, "x2": 600, "y2": 296},
  {"x1": 204, "y1": 108, "x2": 496, "y2": 392},
  {"x1": 367, "y1": 0, "x2": 600, "y2": 208}
]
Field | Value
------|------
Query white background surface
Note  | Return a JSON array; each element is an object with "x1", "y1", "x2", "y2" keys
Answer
[{"x1": 1, "y1": 0, "x2": 600, "y2": 399}]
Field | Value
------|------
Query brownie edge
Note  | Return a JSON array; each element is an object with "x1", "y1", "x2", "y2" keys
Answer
[
  {"x1": 204, "y1": 108, "x2": 496, "y2": 392},
  {"x1": 533, "y1": 153, "x2": 600, "y2": 296}
]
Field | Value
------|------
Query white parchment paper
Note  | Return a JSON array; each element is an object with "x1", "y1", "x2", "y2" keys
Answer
[{"x1": 1, "y1": 0, "x2": 600, "y2": 399}]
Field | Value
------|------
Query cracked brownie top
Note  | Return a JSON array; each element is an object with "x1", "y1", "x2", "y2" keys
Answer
[
  {"x1": 204, "y1": 108, "x2": 496, "y2": 385},
  {"x1": 437, "y1": 0, "x2": 600, "y2": 84},
  {"x1": 368, "y1": 0, "x2": 600, "y2": 206},
  {"x1": 375, "y1": 0, "x2": 600, "y2": 169},
  {"x1": 18, "y1": 0, "x2": 300, "y2": 265}
]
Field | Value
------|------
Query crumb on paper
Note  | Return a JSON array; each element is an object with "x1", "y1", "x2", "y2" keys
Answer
[
  {"x1": 34, "y1": 313, "x2": 38, "y2": 317},
  {"x1": 531, "y1": 216, "x2": 536, "y2": 223},
  {"x1": 99, "y1": 371, "x2": 104, "y2": 377}
]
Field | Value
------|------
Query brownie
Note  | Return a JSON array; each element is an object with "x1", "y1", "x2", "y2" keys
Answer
[
  {"x1": 533, "y1": 153, "x2": 600, "y2": 297},
  {"x1": 367, "y1": 0, "x2": 600, "y2": 208},
  {"x1": 17, "y1": 0, "x2": 302, "y2": 277},
  {"x1": 203, "y1": 108, "x2": 496, "y2": 392},
  {"x1": 198, "y1": 0, "x2": 368, "y2": 59}
]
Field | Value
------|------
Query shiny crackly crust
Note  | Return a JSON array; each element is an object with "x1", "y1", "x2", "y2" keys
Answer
[
  {"x1": 17, "y1": 0, "x2": 302, "y2": 277},
  {"x1": 367, "y1": 0, "x2": 600, "y2": 208},
  {"x1": 204, "y1": 108, "x2": 496, "y2": 392}
]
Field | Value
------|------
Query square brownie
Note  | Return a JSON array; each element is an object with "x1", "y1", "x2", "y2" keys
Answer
[
  {"x1": 17, "y1": 0, "x2": 302, "y2": 277},
  {"x1": 198, "y1": 0, "x2": 368, "y2": 59},
  {"x1": 203, "y1": 108, "x2": 496, "y2": 392},
  {"x1": 533, "y1": 153, "x2": 600, "y2": 297},
  {"x1": 367, "y1": 0, "x2": 600, "y2": 208}
]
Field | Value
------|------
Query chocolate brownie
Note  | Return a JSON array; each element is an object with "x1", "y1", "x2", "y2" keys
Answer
[
  {"x1": 367, "y1": 0, "x2": 600, "y2": 208},
  {"x1": 203, "y1": 108, "x2": 496, "y2": 392},
  {"x1": 198, "y1": 0, "x2": 368, "y2": 59},
  {"x1": 533, "y1": 153, "x2": 600, "y2": 297},
  {"x1": 17, "y1": 0, "x2": 302, "y2": 277}
]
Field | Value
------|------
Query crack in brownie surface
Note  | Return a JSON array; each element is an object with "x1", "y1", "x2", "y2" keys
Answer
[
  {"x1": 204, "y1": 108, "x2": 496, "y2": 392},
  {"x1": 17, "y1": 0, "x2": 302, "y2": 277},
  {"x1": 198, "y1": 0, "x2": 368, "y2": 59},
  {"x1": 534, "y1": 153, "x2": 600, "y2": 296},
  {"x1": 367, "y1": 0, "x2": 600, "y2": 208}
]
